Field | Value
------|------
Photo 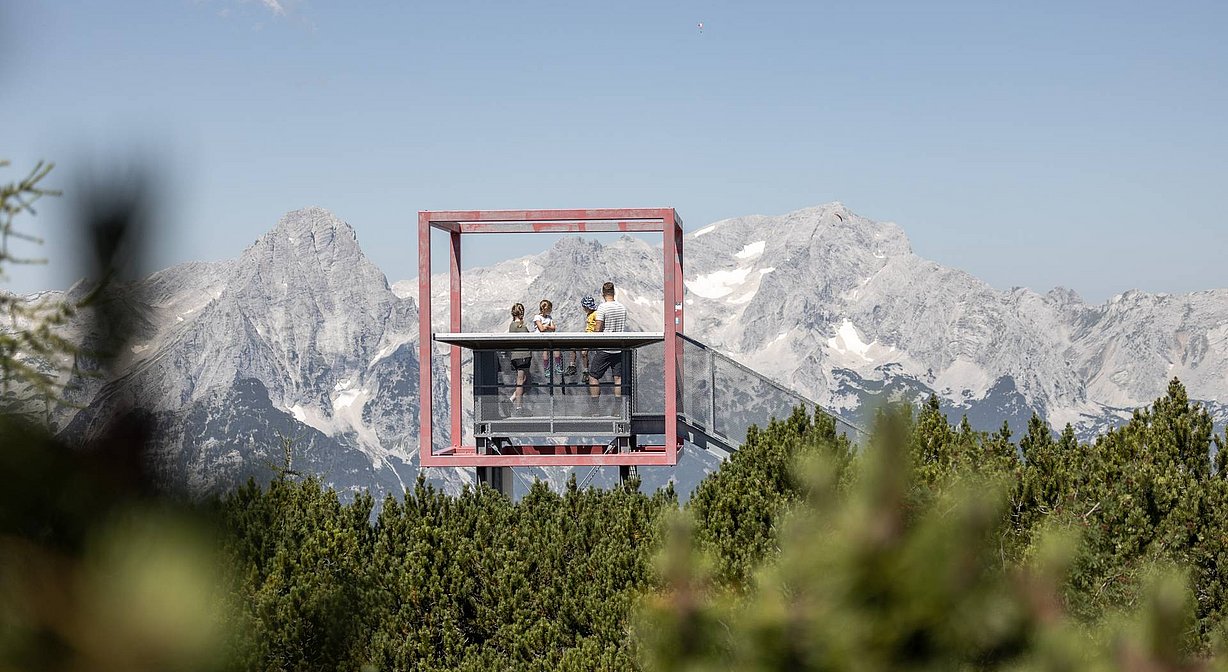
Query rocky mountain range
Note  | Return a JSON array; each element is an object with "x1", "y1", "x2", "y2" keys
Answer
[{"x1": 6, "y1": 204, "x2": 1226, "y2": 501}]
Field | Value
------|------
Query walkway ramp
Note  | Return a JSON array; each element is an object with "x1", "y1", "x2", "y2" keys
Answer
[{"x1": 632, "y1": 334, "x2": 867, "y2": 459}]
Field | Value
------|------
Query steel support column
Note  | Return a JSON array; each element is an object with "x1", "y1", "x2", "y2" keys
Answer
[
  {"x1": 449, "y1": 230, "x2": 463, "y2": 450},
  {"x1": 662, "y1": 209, "x2": 680, "y2": 463},
  {"x1": 619, "y1": 464, "x2": 638, "y2": 485},
  {"x1": 475, "y1": 466, "x2": 515, "y2": 498},
  {"x1": 418, "y1": 212, "x2": 433, "y2": 464}
]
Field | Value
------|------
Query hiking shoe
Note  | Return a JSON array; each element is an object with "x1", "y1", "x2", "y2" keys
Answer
[{"x1": 565, "y1": 364, "x2": 577, "y2": 376}]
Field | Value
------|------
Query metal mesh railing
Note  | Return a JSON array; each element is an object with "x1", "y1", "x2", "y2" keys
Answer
[
  {"x1": 632, "y1": 342, "x2": 664, "y2": 415},
  {"x1": 472, "y1": 334, "x2": 868, "y2": 451},
  {"x1": 473, "y1": 350, "x2": 630, "y2": 437}
]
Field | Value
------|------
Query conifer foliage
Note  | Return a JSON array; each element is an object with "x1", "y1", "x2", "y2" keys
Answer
[
  {"x1": 216, "y1": 472, "x2": 676, "y2": 670},
  {"x1": 640, "y1": 380, "x2": 1228, "y2": 671},
  {"x1": 6, "y1": 378, "x2": 1228, "y2": 670},
  {"x1": 208, "y1": 381, "x2": 1228, "y2": 669}
]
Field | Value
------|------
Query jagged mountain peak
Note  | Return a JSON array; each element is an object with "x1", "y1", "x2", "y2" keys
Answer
[
  {"x1": 611, "y1": 233, "x2": 656, "y2": 249},
  {"x1": 790, "y1": 204, "x2": 912, "y2": 256},
  {"x1": 273, "y1": 205, "x2": 356, "y2": 239},
  {"x1": 695, "y1": 202, "x2": 909, "y2": 247},
  {"x1": 545, "y1": 232, "x2": 657, "y2": 256},
  {"x1": 234, "y1": 207, "x2": 388, "y2": 296},
  {"x1": 544, "y1": 236, "x2": 604, "y2": 262},
  {"x1": 1045, "y1": 286, "x2": 1085, "y2": 305},
  {"x1": 240, "y1": 207, "x2": 363, "y2": 270},
  {"x1": 52, "y1": 205, "x2": 427, "y2": 495}
]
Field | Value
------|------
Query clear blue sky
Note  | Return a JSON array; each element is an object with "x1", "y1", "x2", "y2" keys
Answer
[{"x1": 3, "y1": 0, "x2": 1226, "y2": 301}]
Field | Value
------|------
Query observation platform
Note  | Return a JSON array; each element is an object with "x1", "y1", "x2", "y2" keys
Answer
[
  {"x1": 417, "y1": 208, "x2": 688, "y2": 477},
  {"x1": 430, "y1": 332, "x2": 670, "y2": 465},
  {"x1": 415, "y1": 207, "x2": 864, "y2": 495}
]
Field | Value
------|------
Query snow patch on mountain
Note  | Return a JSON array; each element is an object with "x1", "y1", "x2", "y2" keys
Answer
[
  {"x1": 734, "y1": 240, "x2": 765, "y2": 260},
  {"x1": 371, "y1": 332, "x2": 416, "y2": 366},
  {"x1": 687, "y1": 268, "x2": 753, "y2": 299},
  {"x1": 391, "y1": 280, "x2": 415, "y2": 299},
  {"x1": 727, "y1": 290, "x2": 756, "y2": 305},
  {"x1": 935, "y1": 359, "x2": 995, "y2": 399},
  {"x1": 828, "y1": 320, "x2": 875, "y2": 362}
]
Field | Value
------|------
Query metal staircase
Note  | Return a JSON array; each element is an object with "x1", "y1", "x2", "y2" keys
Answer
[
  {"x1": 578, "y1": 334, "x2": 867, "y2": 488},
  {"x1": 671, "y1": 334, "x2": 866, "y2": 455}
]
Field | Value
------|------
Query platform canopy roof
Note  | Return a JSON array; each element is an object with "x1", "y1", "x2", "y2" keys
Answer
[
  {"x1": 433, "y1": 332, "x2": 664, "y2": 350},
  {"x1": 422, "y1": 208, "x2": 681, "y2": 234}
]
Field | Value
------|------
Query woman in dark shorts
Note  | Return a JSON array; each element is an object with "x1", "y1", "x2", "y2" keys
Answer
[{"x1": 508, "y1": 303, "x2": 531, "y2": 409}]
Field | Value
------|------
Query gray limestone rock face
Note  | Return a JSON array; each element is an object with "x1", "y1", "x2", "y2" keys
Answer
[
  {"x1": 14, "y1": 203, "x2": 1228, "y2": 502},
  {"x1": 53, "y1": 207, "x2": 459, "y2": 500}
]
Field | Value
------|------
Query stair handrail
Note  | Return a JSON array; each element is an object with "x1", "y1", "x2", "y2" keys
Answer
[{"x1": 676, "y1": 333, "x2": 869, "y2": 442}]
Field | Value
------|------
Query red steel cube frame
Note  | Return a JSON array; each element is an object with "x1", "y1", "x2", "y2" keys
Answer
[{"x1": 417, "y1": 209, "x2": 685, "y2": 468}]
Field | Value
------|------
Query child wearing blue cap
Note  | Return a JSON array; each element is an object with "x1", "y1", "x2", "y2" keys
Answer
[{"x1": 567, "y1": 296, "x2": 599, "y2": 377}]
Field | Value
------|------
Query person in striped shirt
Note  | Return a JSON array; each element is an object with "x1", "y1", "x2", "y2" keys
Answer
[{"x1": 587, "y1": 281, "x2": 628, "y2": 399}]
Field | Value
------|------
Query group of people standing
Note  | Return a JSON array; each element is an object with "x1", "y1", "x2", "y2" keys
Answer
[{"x1": 505, "y1": 281, "x2": 628, "y2": 409}]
